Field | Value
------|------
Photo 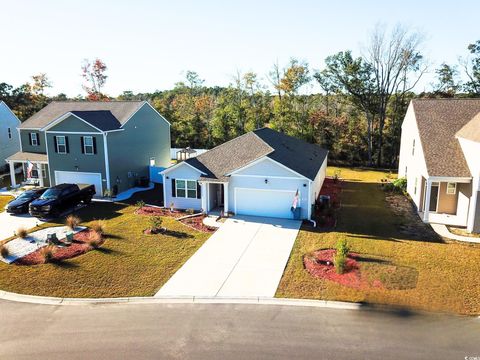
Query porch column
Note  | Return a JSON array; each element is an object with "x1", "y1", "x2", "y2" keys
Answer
[
  {"x1": 423, "y1": 178, "x2": 432, "y2": 222},
  {"x1": 8, "y1": 161, "x2": 16, "y2": 188},
  {"x1": 37, "y1": 163, "x2": 44, "y2": 187},
  {"x1": 200, "y1": 183, "x2": 207, "y2": 213},
  {"x1": 223, "y1": 183, "x2": 229, "y2": 215}
]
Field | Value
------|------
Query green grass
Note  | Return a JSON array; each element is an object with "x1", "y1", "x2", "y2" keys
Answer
[
  {"x1": 0, "y1": 196, "x2": 13, "y2": 213},
  {"x1": 277, "y1": 167, "x2": 480, "y2": 315},
  {"x1": 0, "y1": 188, "x2": 210, "y2": 298}
]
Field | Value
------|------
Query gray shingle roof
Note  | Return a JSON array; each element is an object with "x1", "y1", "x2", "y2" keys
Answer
[
  {"x1": 19, "y1": 101, "x2": 144, "y2": 129},
  {"x1": 186, "y1": 128, "x2": 328, "y2": 182},
  {"x1": 412, "y1": 99, "x2": 480, "y2": 178},
  {"x1": 71, "y1": 111, "x2": 121, "y2": 131}
]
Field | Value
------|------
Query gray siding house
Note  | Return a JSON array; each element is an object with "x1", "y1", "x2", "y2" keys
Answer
[
  {"x1": 0, "y1": 101, "x2": 21, "y2": 172},
  {"x1": 6, "y1": 101, "x2": 170, "y2": 196}
]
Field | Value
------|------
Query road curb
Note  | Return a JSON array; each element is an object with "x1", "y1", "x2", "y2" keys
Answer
[{"x1": 0, "y1": 290, "x2": 361, "y2": 310}]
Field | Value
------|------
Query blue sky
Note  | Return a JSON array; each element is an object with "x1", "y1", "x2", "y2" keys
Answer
[{"x1": 1, "y1": 0, "x2": 479, "y2": 96}]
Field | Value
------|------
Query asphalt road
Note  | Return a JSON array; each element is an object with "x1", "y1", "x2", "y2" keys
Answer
[{"x1": 0, "y1": 300, "x2": 479, "y2": 360}]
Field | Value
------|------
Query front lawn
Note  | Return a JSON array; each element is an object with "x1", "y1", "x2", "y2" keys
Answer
[
  {"x1": 277, "y1": 167, "x2": 480, "y2": 315},
  {"x1": 0, "y1": 196, "x2": 13, "y2": 212},
  {"x1": 0, "y1": 187, "x2": 210, "y2": 298}
]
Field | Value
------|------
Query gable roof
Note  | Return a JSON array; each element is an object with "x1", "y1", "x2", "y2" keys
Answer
[
  {"x1": 184, "y1": 127, "x2": 328, "y2": 182},
  {"x1": 19, "y1": 101, "x2": 144, "y2": 129},
  {"x1": 456, "y1": 112, "x2": 480, "y2": 143},
  {"x1": 411, "y1": 99, "x2": 480, "y2": 178},
  {"x1": 70, "y1": 111, "x2": 122, "y2": 131}
]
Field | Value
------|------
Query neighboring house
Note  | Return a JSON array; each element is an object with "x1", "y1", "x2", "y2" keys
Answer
[
  {"x1": 6, "y1": 101, "x2": 170, "y2": 196},
  {"x1": 398, "y1": 99, "x2": 480, "y2": 233},
  {"x1": 162, "y1": 128, "x2": 328, "y2": 220},
  {"x1": 0, "y1": 101, "x2": 21, "y2": 172}
]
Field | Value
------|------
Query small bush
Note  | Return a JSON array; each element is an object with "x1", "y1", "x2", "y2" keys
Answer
[
  {"x1": 150, "y1": 216, "x2": 163, "y2": 230},
  {"x1": 334, "y1": 253, "x2": 346, "y2": 274},
  {"x1": 1, "y1": 245, "x2": 9, "y2": 258},
  {"x1": 16, "y1": 227, "x2": 28, "y2": 239},
  {"x1": 336, "y1": 239, "x2": 350, "y2": 257},
  {"x1": 91, "y1": 220, "x2": 106, "y2": 234},
  {"x1": 39, "y1": 245, "x2": 56, "y2": 263},
  {"x1": 66, "y1": 215, "x2": 81, "y2": 230},
  {"x1": 333, "y1": 169, "x2": 341, "y2": 183},
  {"x1": 186, "y1": 208, "x2": 195, "y2": 215},
  {"x1": 136, "y1": 200, "x2": 145, "y2": 210},
  {"x1": 88, "y1": 231, "x2": 103, "y2": 248},
  {"x1": 384, "y1": 177, "x2": 407, "y2": 194}
]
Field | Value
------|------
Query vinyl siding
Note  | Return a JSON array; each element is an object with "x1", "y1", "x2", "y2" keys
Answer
[
  {"x1": 19, "y1": 129, "x2": 46, "y2": 154},
  {"x1": 107, "y1": 104, "x2": 171, "y2": 193},
  {"x1": 163, "y1": 163, "x2": 202, "y2": 210},
  {"x1": 0, "y1": 102, "x2": 21, "y2": 169},
  {"x1": 48, "y1": 114, "x2": 102, "y2": 133}
]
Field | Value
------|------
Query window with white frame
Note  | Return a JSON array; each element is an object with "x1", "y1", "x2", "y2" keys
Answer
[
  {"x1": 446, "y1": 182, "x2": 457, "y2": 195},
  {"x1": 31, "y1": 132, "x2": 38, "y2": 146},
  {"x1": 150, "y1": 157, "x2": 156, "y2": 166},
  {"x1": 175, "y1": 179, "x2": 197, "y2": 198},
  {"x1": 83, "y1": 136, "x2": 94, "y2": 155},
  {"x1": 7, "y1": 128, "x2": 11, "y2": 139},
  {"x1": 56, "y1": 136, "x2": 67, "y2": 154}
]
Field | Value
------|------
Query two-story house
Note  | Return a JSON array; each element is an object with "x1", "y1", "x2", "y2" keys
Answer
[
  {"x1": 6, "y1": 101, "x2": 171, "y2": 196},
  {"x1": 0, "y1": 101, "x2": 21, "y2": 172}
]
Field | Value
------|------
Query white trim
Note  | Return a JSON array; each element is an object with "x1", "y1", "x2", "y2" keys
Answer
[
  {"x1": 428, "y1": 176, "x2": 471, "y2": 183},
  {"x1": 233, "y1": 187, "x2": 297, "y2": 216},
  {"x1": 18, "y1": 128, "x2": 23, "y2": 152},
  {"x1": 446, "y1": 182, "x2": 457, "y2": 195},
  {"x1": 231, "y1": 174, "x2": 305, "y2": 180},
  {"x1": 30, "y1": 132, "x2": 39, "y2": 147},
  {"x1": 162, "y1": 173, "x2": 167, "y2": 208},
  {"x1": 103, "y1": 133, "x2": 111, "y2": 192},
  {"x1": 308, "y1": 180, "x2": 312, "y2": 219},
  {"x1": 46, "y1": 131, "x2": 102, "y2": 135},
  {"x1": 224, "y1": 183, "x2": 229, "y2": 214},
  {"x1": 44, "y1": 131, "x2": 52, "y2": 186},
  {"x1": 161, "y1": 161, "x2": 207, "y2": 176},
  {"x1": 174, "y1": 179, "x2": 197, "y2": 199},
  {"x1": 41, "y1": 112, "x2": 104, "y2": 133},
  {"x1": 83, "y1": 135, "x2": 95, "y2": 155},
  {"x1": 54, "y1": 170, "x2": 102, "y2": 195},
  {"x1": 55, "y1": 135, "x2": 67, "y2": 154},
  {"x1": 121, "y1": 101, "x2": 171, "y2": 129},
  {"x1": 18, "y1": 127, "x2": 43, "y2": 130},
  {"x1": 226, "y1": 156, "x2": 310, "y2": 181}
]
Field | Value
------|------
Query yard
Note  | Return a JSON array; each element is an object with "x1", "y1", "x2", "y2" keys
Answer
[
  {"x1": 0, "y1": 187, "x2": 210, "y2": 298},
  {"x1": 277, "y1": 167, "x2": 480, "y2": 315},
  {"x1": 0, "y1": 196, "x2": 12, "y2": 212}
]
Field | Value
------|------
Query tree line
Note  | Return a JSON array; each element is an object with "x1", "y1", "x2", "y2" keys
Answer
[{"x1": 1, "y1": 25, "x2": 480, "y2": 169}]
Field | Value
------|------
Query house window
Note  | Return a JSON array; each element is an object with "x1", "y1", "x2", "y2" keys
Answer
[
  {"x1": 175, "y1": 179, "x2": 197, "y2": 199},
  {"x1": 446, "y1": 182, "x2": 457, "y2": 195},
  {"x1": 405, "y1": 166, "x2": 408, "y2": 177},
  {"x1": 150, "y1": 157, "x2": 156, "y2": 167},
  {"x1": 56, "y1": 136, "x2": 67, "y2": 154},
  {"x1": 31, "y1": 133, "x2": 38, "y2": 146},
  {"x1": 83, "y1": 136, "x2": 94, "y2": 155},
  {"x1": 414, "y1": 178, "x2": 417, "y2": 194},
  {"x1": 412, "y1": 139, "x2": 415, "y2": 156},
  {"x1": 7, "y1": 128, "x2": 11, "y2": 139}
]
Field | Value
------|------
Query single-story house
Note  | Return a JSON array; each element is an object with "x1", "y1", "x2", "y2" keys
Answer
[
  {"x1": 398, "y1": 99, "x2": 480, "y2": 232},
  {"x1": 162, "y1": 127, "x2": 328, "y2": 220}
]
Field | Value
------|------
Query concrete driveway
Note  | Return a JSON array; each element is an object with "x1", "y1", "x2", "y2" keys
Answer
[
  {"x1": 156, "y1": 215, "x2": 301, "y2": 297},
  {"x1": 0, "y1": 212, "x2": 44, "y2": 241}
]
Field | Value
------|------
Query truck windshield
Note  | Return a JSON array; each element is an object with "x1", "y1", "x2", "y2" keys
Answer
[{"x1": 40, "y1": 188, "x2": 62, "y2": 200}]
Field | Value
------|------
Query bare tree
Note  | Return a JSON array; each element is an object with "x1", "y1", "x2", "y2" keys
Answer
[{"x1": 365, "y1": 24, "x2": 427, "y2": 165}]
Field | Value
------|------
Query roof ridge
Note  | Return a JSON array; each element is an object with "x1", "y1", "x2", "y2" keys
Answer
[{"x1": 197, "y1": 131, "x2": 272, "y2": 159}]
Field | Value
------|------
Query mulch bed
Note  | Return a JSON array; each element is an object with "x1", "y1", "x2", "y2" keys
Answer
[
  {"x1": 311, "y1": 177, "x2": 343, "y2": 228},
  {"x1": 135, "y1": 206, "x2": 185, "y2": 219},
  {"x1": 304, "y1": 249, "x2": 383, "y2": 289},
  {"x1": 14, "y1": 229, "x2": 104, "y2": 266},
  {"x1": 179, "y1": 215, "x2": 216, "y2": 233}
]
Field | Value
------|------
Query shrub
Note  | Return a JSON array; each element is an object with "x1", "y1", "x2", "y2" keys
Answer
[
  {"x1": 393, "y1": 177, "x2": 407, "y2": 193},
  {"x1": 91, "y1": 220, "x2": 106, "y2": 234},
  {"x1": 136, "y1": 200, "x2": 145, "y2": 210},
  {"x1": 16, "y1": 227, "x2": 28, "y2": 239},
  {"x1": 66, "y1": 215, "x2": 81, "y2": 230},
  {"x1": 39, "y1": 245, "x2": 56, "y2": 263},
  {"x1": 186, "y1": 208, "x2": 195, "y2": 215},
  {"x1": 333, "y1": 169, "x2": 341, "y2": 183},
  {"x1": 334, "y1": 239, "x2": 350, "y2": 274},
  {"x1": 1, "y1": 245, "x2": 9, "y2": 258},
  {"x1": 150, "y1": 216, "x2": 163, "y2": 230},
  {"x1": 88, "y1": 231, "x2": 103, "y2": 248}
]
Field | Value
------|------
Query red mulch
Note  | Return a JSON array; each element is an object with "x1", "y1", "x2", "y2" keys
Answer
[
  {"x1": 179, "y1": 215, "x2": 216, "y2": 233},
  {"x1": 319, "y1": 178, "x2": 342, "y2": 209},
  {"x1": 135, "y1": 206, "x2": 185, "y2": 218},
  {"x1": 304, "y1": 249, "x2": 383, "y2": 290},
  {"x1": 15, "y1": 229, "x2": 103, "y2": 266}
]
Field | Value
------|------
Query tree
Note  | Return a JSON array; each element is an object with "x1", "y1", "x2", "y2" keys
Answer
[
  {"x1": 30, "y1": 73, "x2": 51, "y2": 95},
  {"x1": 81, "y1": 58, "x2": 108, "y2": 100},
  {"x1": 461, "y1": 40, "x2": 480, "y2": 95},
  {"x1": 365, "y1": 24, "x2": 426, "y2": 166},
  {"x1": 432, "y1": 63, "x2": 460, "y2": 96}
]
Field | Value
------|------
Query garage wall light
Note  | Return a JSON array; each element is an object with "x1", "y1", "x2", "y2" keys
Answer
[{"x1": 264, "y1": 179, "x2": 268, "y2": 184}]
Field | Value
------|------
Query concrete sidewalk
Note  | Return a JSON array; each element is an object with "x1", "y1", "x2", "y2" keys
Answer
[
  {"x1": 156, "y1": 216, "x2": 301, "y2": 298},
  {"x1": 431, "y1": 223, "x2": 480, "y2": 244}
]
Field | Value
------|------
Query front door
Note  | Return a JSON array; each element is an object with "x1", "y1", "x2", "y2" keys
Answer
[{"x1": 429, "y1": 183, "x2": 439, "y2": 212}]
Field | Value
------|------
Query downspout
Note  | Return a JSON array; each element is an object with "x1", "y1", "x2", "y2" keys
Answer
[
  {"x1": 307, "y1": 180, "x2": 316, "y2": 227},
  {"x1": 103, "y1": 132, "x2": 111, "y2": 194}
]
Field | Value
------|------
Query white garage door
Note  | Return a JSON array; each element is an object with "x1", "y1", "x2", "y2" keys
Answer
[
  {"x1": 234, "y1": 188, "x2": 297, "y2": 219},
  {"x1": 54, "y1": 171, "x2": 103, "y2": 196}
]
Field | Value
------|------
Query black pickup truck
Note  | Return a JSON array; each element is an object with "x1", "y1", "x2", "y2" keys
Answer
[{"x1": 29, "y1": 183, "x2": 96, "y2": 218}]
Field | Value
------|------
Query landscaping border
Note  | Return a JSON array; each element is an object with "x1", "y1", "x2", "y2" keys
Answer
[{"x1": 0, "y1": 288, "x2": 360, "y2": 310}]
